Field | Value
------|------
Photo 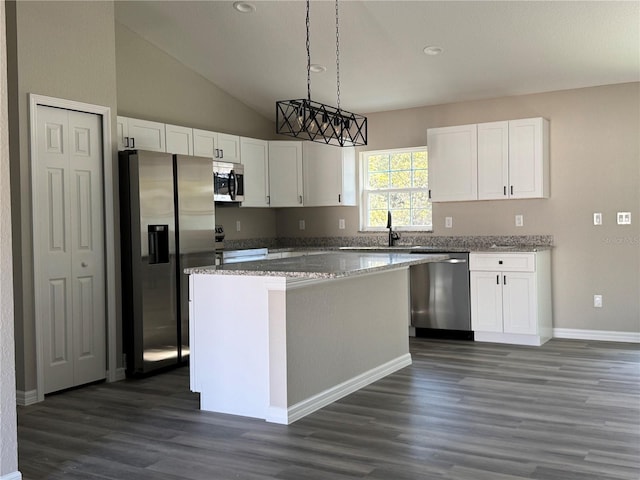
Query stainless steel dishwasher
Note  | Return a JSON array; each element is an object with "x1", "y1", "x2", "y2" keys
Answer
[{"x1": 409, "y1": 252, "x2": 472, "y2": 339}]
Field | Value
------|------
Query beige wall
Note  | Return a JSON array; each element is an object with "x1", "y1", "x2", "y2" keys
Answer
[
  {"x1": 277, "y1": 83, "x2": 640, "y2": 334},
  {"x1": 115, "y1": 22, "x2": 274, "y2": 140},
  {"x1": 7, "y1": 1, "x2": 119, "y2": 392}
]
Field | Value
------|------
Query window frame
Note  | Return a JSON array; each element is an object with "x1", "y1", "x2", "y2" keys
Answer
[{"x1": 359, "y1": 146, "x2": 432, "y2": 232}]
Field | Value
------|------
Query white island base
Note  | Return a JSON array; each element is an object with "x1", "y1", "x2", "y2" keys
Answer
[{"x1": 188, "y1": 267, "x2": 412, "y2": 424}]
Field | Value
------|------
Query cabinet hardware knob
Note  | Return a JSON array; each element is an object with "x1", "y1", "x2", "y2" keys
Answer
[
  {"x1": 131, "y1": 137, "x2": 135, "y2": 148},
  {"x1": 499, "y1": 260, "x2": 503, "y2": 264},
  {"x1": 510, "y1": 185, "x2": 514, "y2": 195},
  {"x1": 81, "y1": 262, "x2": 88, "y2": 268},
  {"x1": 504, "y1": 275, "x2": 507, "y2": 285},
  {"x1": 496, "y1": 275, "x2": 499, "y2": 285},
  {"x1": 503, "y1": 186, "x2": 507, "y2": 196},
  {"x1": 124, "y1": 136, "x2": 130, "y2": 148}
]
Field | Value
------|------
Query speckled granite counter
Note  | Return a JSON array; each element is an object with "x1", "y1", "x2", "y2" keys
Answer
[{"x1": 185, "y1": 252, "x2": 449, "y2": 279}]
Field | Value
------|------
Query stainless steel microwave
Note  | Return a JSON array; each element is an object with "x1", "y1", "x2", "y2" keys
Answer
[{"x1": 213, "y1": 161, "x2": 244, "y2": 202}]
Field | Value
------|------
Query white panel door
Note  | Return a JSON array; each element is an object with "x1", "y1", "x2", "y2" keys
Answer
[
  {"x1": 470, "y1": 271, "x2": 503, "y2": 333},
  {"x1": 35, "y1": 105, "x2": 106, "y2": 394},
  {"x1": 268, "y1": 141, "x2": 303, "y2": 207},
  {"x1": 240, "y1": 137, "x2": 270, "y2": 207},
  {"x1": 502, "y1": 272, "x2": 537, "y2": 335}
]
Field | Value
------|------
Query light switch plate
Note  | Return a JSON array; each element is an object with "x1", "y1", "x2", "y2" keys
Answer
[
  {"x1": 236, "y1": 220, "x2": 241, "y2": 232},
  {"x1": 299, "y1": 219, "x2": 306, "y2": 230},
  {"x1": 593, "y1": 213, "x2": 602, "y2": 225},
  {"x1": 617, "y1": 212, "x2": 631, "y2": 225},
  {"x1": 338, "y1": 219, "x2": 345, "y2": 230},
  {"x1": 445, "y1": 217, "x2": 453, "y2": 228}
]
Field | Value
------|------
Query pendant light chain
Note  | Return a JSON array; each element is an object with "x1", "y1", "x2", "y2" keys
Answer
[
  {"x1": 335, "y1": 0, "x2": 341, "y2": 111},
  {"x1": 306, "y1": 0, "x2": 311, "y2": 102}
]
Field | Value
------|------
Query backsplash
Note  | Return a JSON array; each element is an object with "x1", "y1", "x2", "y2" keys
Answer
[{"x1": 223, "y1": 234, "x2": 554, "y2": 250}]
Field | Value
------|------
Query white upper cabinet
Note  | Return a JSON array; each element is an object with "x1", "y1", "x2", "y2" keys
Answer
[
  {"x1": 302, "y1": 142, "x2": 356, "y2": 207},
  {"x1": 429, "y1": 117, "x2": 549, "y2": 202},
  {"x1": 192, "y1": 129, "x2": 240, "y2": 162},
  {"x1": 165, "y1": 124, "x2": 193, "y2": 155},
  {"x1": 192, "y1": 129, "x2": 217, "y2": 158},
  {"x1": 427, "y1": 124, "x2": 478, "y2": 202},
  {"x1": 477, "y1": 121, "x2": 509, "y2": 200},
  {"x1": 117, "y1": 116, "x2": 165, "y2": 152},
  {"x1": 240, "y1": 137, "x2": 270, "y2": 208},
  {"x1": 216, "y1": 133, "x2": 241, "y2": 163},
  {"x1": 508, "y1": 118, "x2": 549, "y2": 199},
  {"x1": 268, "y1": 141, "x2": 304, "y2": 207}
]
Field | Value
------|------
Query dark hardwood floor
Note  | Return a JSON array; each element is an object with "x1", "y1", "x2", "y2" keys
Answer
[{"x1": 18, "y1": 338, "x2": 640, "y2": 480}]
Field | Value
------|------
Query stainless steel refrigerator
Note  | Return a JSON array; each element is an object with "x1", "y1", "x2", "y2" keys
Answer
[{"x1": 119, "y1": 150, "x2": 215, "y2": 376}]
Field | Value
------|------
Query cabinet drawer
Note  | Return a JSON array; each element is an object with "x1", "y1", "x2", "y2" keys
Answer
[{"x1": 469, "y1": 253, "x2": 535, "y2": 272}]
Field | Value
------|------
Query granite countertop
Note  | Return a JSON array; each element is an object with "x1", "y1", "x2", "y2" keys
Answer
[
  {"x1": 185, "y1": 252, "x2": 449, "y2": 279},
  {"x1": 269, "y1": 244, "x2": 551, "y2": 254}
]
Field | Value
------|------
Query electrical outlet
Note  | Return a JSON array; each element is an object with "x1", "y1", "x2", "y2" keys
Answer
[
  {"x1": 236, "y1": 220, "x2": 241, "y2": 232},
  {"x1": 299, "y1": 219, "x2": 306, "y2": 231},
  {"x1": 338, "y1": 218, "x2": 346, "y2": 230},
  {"x1": 445, "y1": 217, "x2": 453, "y2": 228},
  {"x1": 617, "y1": 212, "x2": 631, "y2": 225},
  {"x1": 593, "y1": 294, "x2": 603, "y2": 308},
  {"x1": 515, "y1": 214, "x2": 524, "y2": 227},
  {"x1": 593, "y1": 212, "x2": 602, "y2": 225}
]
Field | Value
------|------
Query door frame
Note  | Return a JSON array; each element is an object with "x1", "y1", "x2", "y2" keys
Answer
[{"x1": 29, "y1": 93, "x2": 117, "y2": 402}]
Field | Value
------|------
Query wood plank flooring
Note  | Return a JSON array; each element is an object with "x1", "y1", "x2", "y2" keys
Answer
[{"x1": 18, "y1": 338, "x2": 640, "y2": 480}]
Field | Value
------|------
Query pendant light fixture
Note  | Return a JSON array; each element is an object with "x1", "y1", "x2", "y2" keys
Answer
[{"x1": 276, "y1": 0, "x2": 367, "y2": 147}]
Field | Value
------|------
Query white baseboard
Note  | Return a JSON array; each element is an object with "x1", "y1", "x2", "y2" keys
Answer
[
  {"x1": 0, "y1": 470, "x2": 23, "y2": 480},
  {"x1": 15, "y1": 389, "x2": 38, "y2": 406},
  {"x1": 267, "y1": 353, "x2": 412, "y2": 425},
  {"x1": 553, "y1": 328, "x2": 640, "y2": 343}
]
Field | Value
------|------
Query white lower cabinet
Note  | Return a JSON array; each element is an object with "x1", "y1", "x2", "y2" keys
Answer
[{"x1": 470, "y1": 251, "x2": 552, "y2": 346}]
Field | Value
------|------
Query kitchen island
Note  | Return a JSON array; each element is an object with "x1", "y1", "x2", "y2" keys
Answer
[{"x1": 186, "y1": 252, "x2": 447, "y2": 424}]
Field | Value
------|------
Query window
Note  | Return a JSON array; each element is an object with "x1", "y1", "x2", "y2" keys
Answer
[{"x1": 360, "y1": 147, "x2": 432, "y2": 231}]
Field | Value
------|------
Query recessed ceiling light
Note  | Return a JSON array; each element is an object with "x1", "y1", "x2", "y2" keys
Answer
[
  {"x1": 310, "y1": 64, "x2": 326, "y2": 73},
  {"x1": 233, "y1": 2, "x2": 256, "y2": 13},
  {"x1": 423, "y1": 45, "x2": 443, "y2": 56}
]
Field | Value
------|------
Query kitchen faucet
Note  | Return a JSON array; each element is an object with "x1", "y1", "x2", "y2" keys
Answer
[{"x1": 386, "y1": 211, "x2": 400, "y2": 247}]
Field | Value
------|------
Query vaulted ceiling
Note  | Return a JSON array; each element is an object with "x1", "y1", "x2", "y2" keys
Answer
[{"x1": 115, "y1": 1, "x2": 640, "y2": 120}]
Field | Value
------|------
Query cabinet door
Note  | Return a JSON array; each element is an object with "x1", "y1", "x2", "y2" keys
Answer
[
  {"x1": 240, "y1": 137, "x2": 270, "y2": 207},
  {"x1": 427, "y1": 124, "x2": 478, "y2": 202},
  {"x1": 502, "y1": 272, "x2": 537, "y2": 335},
  {"x1": 470, "y1": 271, "x2": 503, "y2": 332},
  {"x1": 165, "y1": 124, "x2": 193, "y2": 155},
  {"x1": 126, "y1": 118, "x2": 166, "y2": 152},
  {"x1": 268, "y1": 141, "x2": 303, "y2": 207},
  {"x1": 217, "y1": 133, "x2": 241, "y2": 163},
  {"x1": 302, "y1": 142, "x2": 356, "y2": 206},
  {"x1": 478, "y1": 121, "x2": 509, "y2": 200},
  {"x1": 193, "y1": 129, "x2": 217, "y2": 158},
  {"x1": 508, "y1": 118, "x2": 549, "y2": 199}
]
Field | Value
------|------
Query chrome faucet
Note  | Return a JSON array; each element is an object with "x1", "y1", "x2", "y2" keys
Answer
[{"x1": 386, "y1": 211, "x2": 400, "y2": 247}]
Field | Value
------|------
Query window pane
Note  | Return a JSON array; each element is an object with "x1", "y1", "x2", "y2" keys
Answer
[
  {"x1": 412, "y1": 151, "x2": 427, "y2": 169},
  {"x1": 369, "y1": 192, "x2": 389, "y2": 210},
  {"x1": 368, "y1": 172, "x2": 390, "y2": 189},
  {"x1": 390, "y1": 170, "x2": 411, "y2": 188},
  {"x1": 369, "y1": 210, "x2": 388, "y2": 227},
  {"x1": 389, "y1": 192, "x2": 410, "y2": 209},
  {"x1": 412, "y1": 191, "x2": 430, "y2": 208},
  {"x1": 391, "y1": 209, "x2": 411, "y2": 226},
  {"x1": 413, "y1": 169, "x2": 428, "y2": 188},
  {"x1": 412, "y1": 208, "x2": 431, "y2": 226},
  {"x1": 367, "y1": 154, "x2": 389, "y2": 173},
  {"x1": 390, "y1": 152, "x2": 411, "y2": 170}
]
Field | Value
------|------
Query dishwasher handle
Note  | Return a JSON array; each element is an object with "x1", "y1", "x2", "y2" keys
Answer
[{"x1": 436, "y1": 258, "x2": 467, "y2": 264}]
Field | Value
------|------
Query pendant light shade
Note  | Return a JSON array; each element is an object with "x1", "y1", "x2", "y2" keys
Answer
[{"x1": 276, "y1": 0, "x2": 367, "y2": 147}]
